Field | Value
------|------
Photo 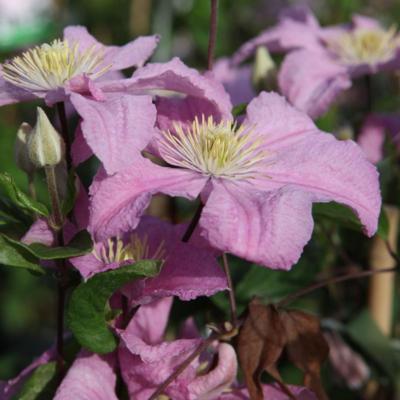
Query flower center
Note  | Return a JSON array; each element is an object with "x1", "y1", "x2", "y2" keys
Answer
[
  {"x1": 2, "y1": 39, "x2": 111, "y2": 91},
  {"x1": 326, "y1": 26, "x2": 400, "y2": 65},
  {"x1": 94, "y1": 234, "x2": 165, "y2": 264},
  {"x1": 159, "y1": 116, "x2": 268, "y2": 180}
]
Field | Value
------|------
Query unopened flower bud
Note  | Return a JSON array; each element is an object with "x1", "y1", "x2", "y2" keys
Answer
[
  {"x1": 252, "y1": 46, "x2": 277, "y2": 91},
  {"x1": 15, "y1": 122, "x2": 36, "y2": 175},
  {"x1": 28, "y1": 107, "x2": 65, "y2": 168}
]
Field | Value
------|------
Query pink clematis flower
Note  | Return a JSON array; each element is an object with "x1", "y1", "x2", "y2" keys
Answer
[
  {"x1": 357, "y1": 113, "x2": 400, "y2": 164},
  {"x1": 232, "y1": 6, "x2": 400, "y2": 118},
  {"x1": 0, "y1": 26, "x2": 159, "y2": 106},
  {"x1": 70, "y1": 216, "x2": 227, "y2": 304},
  {"x1": 87, "y1": 91, "x2": 380, "y2": 270}
]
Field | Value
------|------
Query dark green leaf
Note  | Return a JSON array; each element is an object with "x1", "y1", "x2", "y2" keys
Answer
[
  {"x1": 61, "y1": 170, "x2": 77, "y2": 216},
  {"x1": 232, "y1": 102, "x2": 247, "y2": 117},
  {"x1": 346, "y1": 309, "x2": 400, "y2": 382},
  {"x1": 0, "y1": 235, "x2": 44, "y2": 274},
  {"x1": 377, "y1": 207, "x2": 389, "y2": 241},
  {"x1": 67, "y1": 260, "x2": 162, "y2": 354},
  {"x1": 12, "y1": 362, "x2": 57, "y2": 400},
  {"x1": 4, "y1": 230, "x2": 93, "y2": 260},
  {"x1": 0, "y1": 173, "x2": 48, "y2": 217},
  {"x1": 313, "y1": 202, "x2": 361, "y2": 231}
]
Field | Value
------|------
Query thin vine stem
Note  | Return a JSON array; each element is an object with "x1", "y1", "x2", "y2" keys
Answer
[
  {"x1": 181, "y1": 201, "x2": 204, "y2": 242},
  {"x1": 222, "y1": 253, "x2": 238, "y2": 327}
]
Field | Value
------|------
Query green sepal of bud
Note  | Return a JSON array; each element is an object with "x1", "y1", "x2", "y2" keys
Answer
[
  {"x1": 28, "y1": 108, "x2": 65, "y2": 168},
  {"x1": 252, "y1": 46, "x2": 277, "y2": 91},
  {"x1": 15, "y1": 122, "x2": 36, "y2": 176}
]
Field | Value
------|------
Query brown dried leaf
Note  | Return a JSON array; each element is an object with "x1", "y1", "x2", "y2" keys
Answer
[
  {"x1": 237, "y1": 299, "x2": 287, "y2": 400},
  {"x1": 280, "y1": 310, "x2": 330, "y2": 400}
]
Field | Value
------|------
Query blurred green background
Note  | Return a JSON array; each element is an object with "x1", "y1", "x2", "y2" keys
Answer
[{"x1": 1, "y1": 1, "x2": 400, "y2": 399}]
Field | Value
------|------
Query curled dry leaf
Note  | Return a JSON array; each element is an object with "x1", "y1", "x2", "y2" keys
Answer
[{"x1": 237, "y1": 299, "x2": 330, "y2": 400}]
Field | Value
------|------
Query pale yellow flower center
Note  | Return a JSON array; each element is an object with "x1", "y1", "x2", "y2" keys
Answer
[
  {"x1": 2, "y1": 39, "x2": 111, "y2": 91},
  {"x1": 159, "y1": 116, "x2": 268, "y2": 180},
  {"x1": 326, "y1": 26, "x2": 400, "y2": 65},
  {"x1": 94, "y1": 234, "x2": 165, "y2": 264}
]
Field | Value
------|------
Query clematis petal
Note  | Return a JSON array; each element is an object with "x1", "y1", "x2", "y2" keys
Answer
[
  {"x1": 0, "y1": 69, "x2": 38, "y2": 106},
  {"x1": 244, "y1": 92, "x2": 317, "y2": 149},
  {"x1": 200, "y1": 181, "x2": 314, "y2": 270},
  {"x1": 63, "y1": 26, "x2": 99, "y2": 53},
  {"x1": 267, "y1": 132, "x2": 381, "y2": 236},
  {"x1": 220, "y1": 384, "x2": 317, "y2": 399},
  {"x1": 124, "y1": 217, "x2": 227, "y2": 304},
  {"x1": 232, "y1": 5, "x2": 321, "y2": 65},
  {"x1": 278, "y1": 49, "x2": 352, "y2": 118},
  {"x1": 54, "y1": 351, "x2": 117, "y2": 400},
  {"x1": 99, "y1": 58, "x2": 232, "y2": 130},
  {"x1": 70, "y1": 93, "x2": 157, "y2": 174},
  {"x1": 21, "y1": 218, "x2": 55, "y2": 246},
  {"x1": 188, "y1": 343, "x2": 237, "y2": 400},
  {"x1": 89, "y1": 157, "x2": 207, "y2": 241},
  {"x1": 71, "y1": 123, "x2": 93, "y2": 167}
]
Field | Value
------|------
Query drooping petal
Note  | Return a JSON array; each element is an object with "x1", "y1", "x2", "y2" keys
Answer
[
  {"x1": 188, "y1": 343, "x2": 237, "y2": 400},
  {"x1": 244, "y1": 92, "x2": 318, "y2": 150},
  {"x1": 211, "y1": 59, "x2": 255, "y2": 106},
  {"x1": 54, "y1": 351, "x2": 117, "y2": 400},
  {"x1": 89, "y1": 157, "x2": 207, "y2": 241},
  {"x1": 123, "y1": 217, "x2": 227, "y2": 304},
  {"x1": 266, "y1": 131, "x2": 381, "y2": 236},
  {"x1": 200, "y1": 181, "x2": 314, "y2": 270},
  {"x1": 99, "y1": 58, "x2": 232, "y2": 130},
  {"x1": 278, "y1": 50, "x2": 351, "y2": 118},
  {"x1": 232, "y1": 5, "x2": 321, "y2": 65},
  {"x1": 70, "y1": 93, "x2": 157, "y2": 174}
]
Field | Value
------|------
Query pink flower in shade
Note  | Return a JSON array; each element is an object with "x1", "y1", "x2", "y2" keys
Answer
[
  {"x1": 232, "y1": 6, "x2": 400, "y2": 118},
  {"x1": 88, "y1": 91, "x2": 381, "y2": 270},
  {"x1": 0, "y1": 26, "x2": 159, "y2": 106},
  {"x1": 70, "y1": 216, "x2": 228, "y2": 304},
  {"x1": 357, "y1": 114, "x2": 400, "y2": 164}
]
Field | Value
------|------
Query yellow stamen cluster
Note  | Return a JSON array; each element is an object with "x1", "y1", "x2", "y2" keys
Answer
[
  {"x1": 2, "y1": 39, "x2": 111, "y2": 91},
  {"x1": 94, "y1": 234, "x2": 166, "y2": 264},
  {"x1": 327, "y1": 26, "x2": 400, "y2": 65},
  {"x1": 160, "y1": 116, "x2": 268, "y2": 180}
]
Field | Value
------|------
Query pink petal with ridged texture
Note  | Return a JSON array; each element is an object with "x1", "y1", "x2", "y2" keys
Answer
[
  {"x1": 71, "y1": 123, "x2": 93, "y2": 167},
  {"x1": 89, "y1": 157, "x2": 207, "y2": 241},
  {"x1": 200, "y1": 181, "x2": 314, "y2": 270},
  {"x1": 220, "y1": 384, "x2": 317, "y2": 399},
  {"x1": 211, "y1": 59, "x2": 255, "y2": 106},
  {"x1": 188, "y1": 343, "x2": 237, "y2": 400},
  {"x1": 54, "y1": 351, "x2": 117, "y2": 400},
  {"x1": 266, "y1": 132, "x2": 381, "y2": 236},
  {"x1": 21, "y1": 219, "x2": 54, "y2": 246},
  {"x1": 63, "y1": 26, "x2": 99, "y2": 53},
  {"x1": 99, "y1": 58, "x2": 232, "y2": 130},
  {"x1": 232, "y1": 5, "x2": 321, "y2": 65},
  {"x1": 123, "y1": 217, "x2": 227, "y2": 304},
  {"x1": 358, "y1": 114, "x2": 400, "y2": 164},
  {"x1": 278, "y1": 50, "x2": 351, "y2": 118},
  {"x1": 244, "y1": 92, "x2": 317, "y2": 149},
  {"x1": 70, "y1": 93, "x2": 157, "y2": 174},
  {"x1": 0, "y1": 69, "x2": 38, "y2": 106}
]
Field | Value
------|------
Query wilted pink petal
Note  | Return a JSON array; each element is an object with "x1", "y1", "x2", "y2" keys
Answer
[
  {"x1": 278, "y1": 49, "x2": 351, "y2": 118},
  {"x1": 220, "y1": 384, "x2": 317, "y2": 399},
  {"x1": 54, "y1": 351, "x2": 117, "y2": 400},
  {"x1": 70, "y1": 93, "x2": 157, "y2": 174},
  {"x1": 88, "y1": 156, "x2": 207, "y2": 241}
]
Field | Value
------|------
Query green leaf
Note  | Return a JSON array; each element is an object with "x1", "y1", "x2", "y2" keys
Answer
[
  {"x1": 0, "y1": 173, "x2": 48, "y2": 217},
  {"x1": 0, "y1": 235, "x2": 44, "y2": 274},
  {"x1": 4, "y1": 230, "x2": 93, "y2": 260},
  {"x1": 13, "y1": 362, "x2": 57, "y2": 400},
  {"x1": 67, "y1": 260, "x2": 162, "y2": 354},
  {"x1": 377, "y1": 207, "x2": 389, "y2": 241},
  {"x1": 232, "y1": 102, "x2": 247, "y2": 117},
  {"x1": 313, "y1": 202, "x2": 361, "y2": 231},
  {"x1": 62, "y1": 170, "x2": 77, "y2": 216},
  {"x1": 346, "y1": 309, "x2": 400, "y2": 382}
]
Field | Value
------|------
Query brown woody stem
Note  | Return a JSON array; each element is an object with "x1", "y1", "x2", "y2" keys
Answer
[{"x1": 181, "y1": 201, "x2": 204, "y2": 243}]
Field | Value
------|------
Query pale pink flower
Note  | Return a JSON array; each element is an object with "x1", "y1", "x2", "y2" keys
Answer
[
  {"x1": 0, "y1": 26, "x2": 159, "y2": 106},
  {"x1": 88, "y1": 91, "x2": 380, "y2": 270},
  {"x1": 233, "y1": 6, "x2": 400, "y2": 117}
]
